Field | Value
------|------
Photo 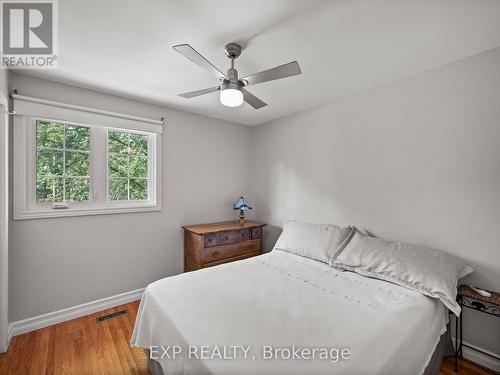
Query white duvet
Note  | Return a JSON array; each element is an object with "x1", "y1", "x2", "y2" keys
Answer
[{"x1": 131, "y1": 250, "x2": 448, "y2": 375}]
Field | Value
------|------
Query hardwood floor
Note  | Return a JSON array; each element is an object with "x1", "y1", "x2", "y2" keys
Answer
[
  {"x1": 0, "y1": 300, "x2": 494, "y2": 374},
  {"x1": 0, "y1": 301, "x2": 148, "y2": 375},
  {"x1": 440, "y1": 357, "x2": 495, "y2": 375}
]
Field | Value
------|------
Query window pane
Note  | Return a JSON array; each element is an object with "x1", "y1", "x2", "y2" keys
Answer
[
  {"x1": 65, "y1": 178, "x2": 90, "y2": 202},
  {"x1": 130, "y1": 156, "x2": 147, "y2": 178},
  {"x1": 66, "y1": 151, "x2": 89, "y2": 176},
  {"x1": 36, "y1": 121, "x2": 64, "y2": 149},
  {"x1": 108, "y1": 178, "x2": 128, "y2": 201},
  {"x1": 106, "y1": 130, "x2": 150, "y2": 202},
  {"x1": 130, "y1": 179, "x2": 147, "y2": 200},
  {"x1": 37, "y1": 149, "x2": 64, "y2": 176},
  {"x1": 130, "y1": 134, "x2": 148, "y2": 156},
  {"x1": 108, "y1": 154, "x2": 128, "y2": 177},
  {"x1": 36, "y1": 177, "x2": 63, "y2": 202},
  {"x1": 66, "y1": 125, "x2": 90, "y2": 150},
  {"x1": 108, "y1": 131, "x2": 129, "y2": 154}
]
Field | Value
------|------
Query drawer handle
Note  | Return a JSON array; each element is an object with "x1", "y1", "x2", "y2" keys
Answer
[
  {"x1": 208, "y1": 238, "x2": 212, "y2": 242},
  {"x1": 212, "y1": 251, "x2": 220, "y2": 257},
  {"x1": 225, "y1": 236, "x2": 229, "y2": 240},
  {"x1": 241, "y1": 233, "x2": 245, "y2": 236}
]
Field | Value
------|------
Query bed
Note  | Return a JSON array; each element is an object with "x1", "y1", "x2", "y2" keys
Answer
[{"x1": 131, "y1": 249, "x2": 454, "y2": 375}]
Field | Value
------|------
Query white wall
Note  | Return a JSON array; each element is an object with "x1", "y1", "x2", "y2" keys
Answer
[
  {"x1": 250, "y1": 48, "x2": 500, "y2": 355},
  {"x1": 9, "y1": 73, "x2": 252, "y2": 321},
  {"x1": 0, "y1": 71, "x2": 7, "y2": 97}
]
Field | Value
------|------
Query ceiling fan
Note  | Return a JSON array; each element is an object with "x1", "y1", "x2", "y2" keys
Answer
[{"x1": 173, "y1": 42, "x2": 302, "y2": 109}]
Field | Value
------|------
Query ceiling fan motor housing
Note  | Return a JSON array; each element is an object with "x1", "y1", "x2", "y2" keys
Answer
[
  {"x1": 221, "y1": 66, "x2": 243, "y2": 90},
  {"x1": 221, "y1": 79, "x2": 242, "y2": 92}
]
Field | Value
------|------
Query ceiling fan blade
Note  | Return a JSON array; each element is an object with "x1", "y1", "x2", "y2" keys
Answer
[
  {"x1": 241, "y1": 61, "x2": 301, "y2": 86},
  {"x1": 173, "y1": 44, "x2": 227, "y2": 80},
  {"x1": 178, "y1": 86, "x2": 220, "y2": 98},
  {"x1": 241, "y1": 88, "x2": 267, "y2": 109}
]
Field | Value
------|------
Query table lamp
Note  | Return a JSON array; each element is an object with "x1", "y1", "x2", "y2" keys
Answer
[{"x1": 233, "y1": 196, "x2": 252, "y2": 226}]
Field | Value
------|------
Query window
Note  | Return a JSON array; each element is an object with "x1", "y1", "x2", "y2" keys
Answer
[
  {"x1": 13, "y1": 95, "x2": 162, "y2": 219},
  {"x1": 36, "y1": 120, "x2": 91, "y2": 203}
]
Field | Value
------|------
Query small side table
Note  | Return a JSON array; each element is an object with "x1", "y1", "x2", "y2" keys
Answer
[{"x1": 455, "y1": 285, "x2": 500, "y2": 372}]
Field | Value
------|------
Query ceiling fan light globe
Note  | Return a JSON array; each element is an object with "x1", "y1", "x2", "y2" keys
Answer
[{"x1": 220, "y1": 88, "x2": 243, "y2": 107}]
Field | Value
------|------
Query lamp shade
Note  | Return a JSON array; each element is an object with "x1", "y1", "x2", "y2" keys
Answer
[
  {"x1": 220, "y1": 88, "x2": 243, "y2": 107},
  {"x1": 233, "y1": 196, "x2": 252, "y2": 211}
]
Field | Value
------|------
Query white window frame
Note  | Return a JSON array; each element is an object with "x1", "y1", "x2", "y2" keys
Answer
[{"x1": 13, "y1": 95, "x2": 163, "y2": 219}]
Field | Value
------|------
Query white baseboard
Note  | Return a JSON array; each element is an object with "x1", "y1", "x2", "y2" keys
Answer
[
  {"x1": 453, "y1": 337, "x2": 500, "y2": 373},
  {"x1": 8, "y1": 287, "x2": 145, "y2": 344}
]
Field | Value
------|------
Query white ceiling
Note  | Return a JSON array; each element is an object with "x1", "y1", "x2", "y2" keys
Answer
[{"x1": 18, "y1": 0, "x2": 500, "y2": 125}]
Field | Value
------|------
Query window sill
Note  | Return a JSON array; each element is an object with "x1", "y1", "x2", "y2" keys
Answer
[{"x1": 13, "y1": 203, "x2": 161, "y2": 220}]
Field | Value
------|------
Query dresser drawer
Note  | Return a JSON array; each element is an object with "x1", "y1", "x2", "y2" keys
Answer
[
  {"x1": 251, "y1": 227, "x2": 263, "y2": 239},
  {"x1": 203, "y1": 239, "x2": 261, "y2": 263},
  {"x1": 203, "y1": 234, "x2": 217, "y2": 247},
  {"x1": 217, "y1": 229, "x2": 250, "y2": 245}
]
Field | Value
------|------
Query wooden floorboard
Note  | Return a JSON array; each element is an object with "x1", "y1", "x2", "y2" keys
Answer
[
  {"x1": 0, "y1": 300, "x2": 494, "y2": 374},
  {"x1": 440, "y1": 356, "x2": 496, "y2": 375}
]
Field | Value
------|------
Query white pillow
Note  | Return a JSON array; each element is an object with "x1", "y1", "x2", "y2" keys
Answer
[
  {"x1": 331, "y1": 231, "x2": 473, "y2": 316},
  {"x1": 274, "y1": 221, "x2": 351, "y2": 264}
]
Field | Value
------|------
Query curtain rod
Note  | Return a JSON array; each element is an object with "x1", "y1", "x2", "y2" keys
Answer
[{"x1": 8, "y1": 93, "x2": 165, "y2": 125}]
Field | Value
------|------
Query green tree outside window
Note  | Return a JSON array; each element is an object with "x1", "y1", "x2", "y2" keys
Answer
[
  {"x1": 107, "y1": 130, "x2": 148, "y2": 201},
  {"x1": 36, "y1": 121, "x2": 90, "y2": 203}
]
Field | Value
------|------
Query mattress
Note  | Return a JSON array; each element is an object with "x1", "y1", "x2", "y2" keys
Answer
[{"x1": 131, "y1": 250, "x2": 449, "y2": 375}]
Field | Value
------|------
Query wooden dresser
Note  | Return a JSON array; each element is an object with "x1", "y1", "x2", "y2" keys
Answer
[{"x1": 182, "y1": 221, "x2": 267, "y2": 272}]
